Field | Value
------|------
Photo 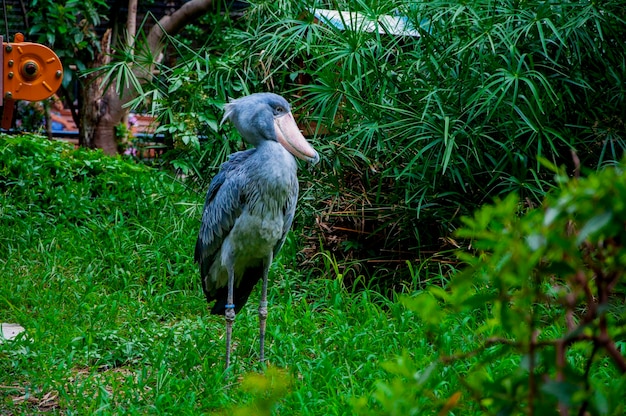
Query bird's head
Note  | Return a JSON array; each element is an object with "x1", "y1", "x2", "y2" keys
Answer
[{"x1": 222, "y1": 93, "x2": 319, "y2": 164}]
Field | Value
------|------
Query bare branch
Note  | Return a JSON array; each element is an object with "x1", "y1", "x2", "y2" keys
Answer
[
  {"x1": 146, "y1": 0, "x2": 216, "y2": 56},
  {"x1": 604, "y1": 339, "x2": 626, "y2": 373}
]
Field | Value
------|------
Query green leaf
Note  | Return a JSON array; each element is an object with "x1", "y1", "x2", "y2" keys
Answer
[
  {"x1": 540, "y1": 380, "x2": 580, "y2": 405},
  {"x1": 576, "y1": 211, "x2": 612, "y2": 245},
  {"x1": 401, "y1": 292, "x2": 446, "y2": 325}
]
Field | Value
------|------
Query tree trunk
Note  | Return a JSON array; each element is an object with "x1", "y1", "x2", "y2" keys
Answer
[
  {"x1": 93, "y1": 89, "x2": 123, "y2": 155},
  {"x1": 85, "y1": 0, "x2": 216, "y2": 154},
  {"x1": 80, "y1": 28, "x2": 116, "y2": 152},
  {"x1": 127, "y1": 0, "x2": 138, "y2": 50}
]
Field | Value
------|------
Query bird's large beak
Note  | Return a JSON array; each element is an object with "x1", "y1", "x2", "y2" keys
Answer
[{"x1": 275, "y1": 112, "x2": 320, "y2": 164}]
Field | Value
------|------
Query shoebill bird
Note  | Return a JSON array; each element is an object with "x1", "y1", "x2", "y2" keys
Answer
[{"x1": 195, "y1": 93, "x2": 319, "y2": 368}]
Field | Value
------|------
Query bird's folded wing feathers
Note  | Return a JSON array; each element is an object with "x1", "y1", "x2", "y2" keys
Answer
[
  {"x1": 194, "y1": 150, "x2": 255, "y2": 270},
  {"x1": 274, "y1": 180, "x2": 299, "y2": 257}
]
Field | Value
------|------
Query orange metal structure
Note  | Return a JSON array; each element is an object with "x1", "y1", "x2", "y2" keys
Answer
[{"x1": 1, "y1": 33, "x2": 63, "y2": 129}]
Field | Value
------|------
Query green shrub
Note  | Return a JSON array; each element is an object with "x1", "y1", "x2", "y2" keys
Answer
[
  {"x1": 360, "y1": 161, "x2": 626, "y2": 415},
  {"x1": 127, "y1": 0, "x2": 625, "y2": 286},
  {"x1": 0, "y1": 134, "x2": 180, "y2": 224}
]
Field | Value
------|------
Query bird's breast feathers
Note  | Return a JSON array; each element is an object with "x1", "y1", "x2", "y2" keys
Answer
[
  {"x1": 225, "y1": 174, "x2": 295, "y2": 261},
  {"x1": 231, "y1": 211, "x2": 284, "y2": 254}
]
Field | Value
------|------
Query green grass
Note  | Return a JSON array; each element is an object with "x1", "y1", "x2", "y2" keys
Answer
[
  {"x1": 0, "y1": 134, "x2": 440, "y2": 414},
  {"x1": 1, "y1": 134, "x2": 622, "y2": 415}
]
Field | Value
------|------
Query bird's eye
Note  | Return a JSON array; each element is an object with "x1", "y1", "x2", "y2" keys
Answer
[{"x1": 275, "y1": 106, "x2": 285, "y2": 113}]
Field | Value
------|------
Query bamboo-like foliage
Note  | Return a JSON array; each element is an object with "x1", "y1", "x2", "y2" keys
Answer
[{"x1": 149, "y1": 0, "x2": 625, "y2": 282}]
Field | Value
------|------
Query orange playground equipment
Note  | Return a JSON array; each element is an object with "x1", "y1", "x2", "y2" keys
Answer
[{"x1": 1, "y1": 33, "x2": 63, "y2": 129}]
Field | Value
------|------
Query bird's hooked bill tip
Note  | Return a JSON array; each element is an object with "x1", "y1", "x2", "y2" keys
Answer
[
  {"x1": 275, "y1": 114, "x2": 320, "y2": 164},
  {"x1": 308, "y1": 151, "x2": 320, "y2": 165}
]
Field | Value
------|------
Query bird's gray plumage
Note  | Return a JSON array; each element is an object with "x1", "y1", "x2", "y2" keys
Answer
[
  {"x1": 194, "y1": 93, "x2": 318, "y2": 327},
  {"x1": 194, "y1": 145, "x2": 298, "y2": 314}
]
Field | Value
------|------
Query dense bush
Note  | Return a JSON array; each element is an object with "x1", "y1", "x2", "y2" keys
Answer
[
  {"x1": 0, "y1": 134, "x2": 197, "y2": 287},
  {"x1": 0, "y1": 134, "x2": 183, "y2": 225},
  {"x1": 124, "y1": 0, "x2": 626, "y2": 285},
  {"x1": 358, "y1": 160, "x2": 626, "y2": 415}
]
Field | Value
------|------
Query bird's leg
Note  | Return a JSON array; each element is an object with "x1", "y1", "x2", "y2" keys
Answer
[
  {"x1": 259, "y1": 253, "x2": 272, "y2": 363},
  {"x1": 225, "y1": 264, "x2": 236, "y2": 369}
]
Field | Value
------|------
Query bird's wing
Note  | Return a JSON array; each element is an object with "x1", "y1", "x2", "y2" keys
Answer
[
  {"x1": 274, "y1": 177, "x2": 299, "y2": 257},
  {"x1": 194, "y1": 149, "x2": 255, "y2": 279}
]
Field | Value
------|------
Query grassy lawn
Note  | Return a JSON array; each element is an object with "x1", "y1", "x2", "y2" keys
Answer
[
  {"x1": 0, "y1": 134, "x2": 456, "y2": 415},
  {"x1": 2, "y1": 134, "x2": 622, "y2": 415}
]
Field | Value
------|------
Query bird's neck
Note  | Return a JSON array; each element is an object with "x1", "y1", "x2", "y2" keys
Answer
[
  {"x1": 256, "y1": 140, "x2": 297, "y2": 168},
  {"x1": 250, "y1": 141, "x2": 298, "y2": 191}
]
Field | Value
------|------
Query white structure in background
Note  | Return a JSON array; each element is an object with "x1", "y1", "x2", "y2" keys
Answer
[
  {"x1": 310, "y1": 8, "x2": 421, "y2": 37},
  {"x1": 1, "y1": 323, "x2": 25, "y2": 342}
]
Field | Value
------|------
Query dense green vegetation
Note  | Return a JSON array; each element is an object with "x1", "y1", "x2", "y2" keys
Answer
[
  {"x1": 2, "y1": 0, "x2": 625, "y2": 414},
  {"x1": 121, "y1": 0, "x2": 626, "y2": 285},
  {"x1": 1, "y1": 129, "x2": 625, "y2": 414},
  {"x1": 0, "y1": 134, "x2": 437, "y2": 414}
]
